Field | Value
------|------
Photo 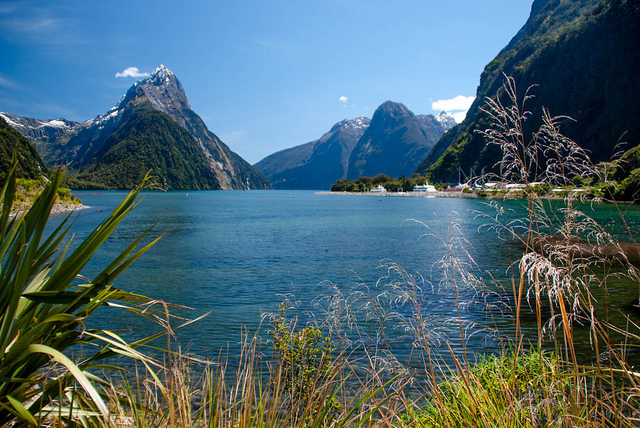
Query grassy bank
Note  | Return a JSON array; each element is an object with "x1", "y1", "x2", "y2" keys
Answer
[{"x1": 10, "y1": 176, "x2": 85, "y2": 215}]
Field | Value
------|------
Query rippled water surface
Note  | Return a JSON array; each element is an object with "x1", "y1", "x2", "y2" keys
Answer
[{"x1": 55, "y1": 191, "x2": 640, "y2": 364}]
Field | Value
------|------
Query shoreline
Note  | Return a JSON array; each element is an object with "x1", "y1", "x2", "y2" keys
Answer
[
  {"x1": 10, "y1": 202, "x2": 91, "y2": 219},
  {"x1": 314, "y1": 190, "x2": 613, "y2": 202},
  {"x1": 316, "y1": 191, "x2": 478, "y2": 198}
]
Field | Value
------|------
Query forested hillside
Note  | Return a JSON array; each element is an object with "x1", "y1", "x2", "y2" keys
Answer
[{"x1": 417, "y1": 0, "x2": 640, "y2": 184}]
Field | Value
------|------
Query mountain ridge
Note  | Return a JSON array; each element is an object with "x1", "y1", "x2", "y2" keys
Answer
[
  {"x1": 3, "y1": 65, "x2": 271, "y2": 190},
  {"x1": 255, "y1": 104, "x2": 455, "y2": 189},
  {"x1": 255, "y1": 116, "x2": 370, "y2": 190},
  {"x1": 346, "y1": 101, "x2": 445, "y2": 180}
]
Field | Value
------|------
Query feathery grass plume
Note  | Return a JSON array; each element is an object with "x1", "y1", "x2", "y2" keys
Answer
[{"x1": 459, "y1": 75, "x2": 640, "y2": 426}]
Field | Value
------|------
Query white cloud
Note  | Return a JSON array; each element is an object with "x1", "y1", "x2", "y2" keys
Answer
[
  {"x1": 452, "y1": 111, "x2": 468, "y2": 123},
  {"x1": 431, "y1": 95, "x2": 475, "y2": 123},
  {"x1": 115, "y1": 67, "x2": 149, "y2": 78},
  {"x1": 431, "y1": 95, "x2": 475, "y2": 112},
  {"x1": 339, "y1": 96, "x2": 348, "y2": 103}
]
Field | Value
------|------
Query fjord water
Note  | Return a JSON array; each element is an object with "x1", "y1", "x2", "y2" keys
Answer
[{"x1": 59, "y1": 191, "x2": 640, "y2": 364}]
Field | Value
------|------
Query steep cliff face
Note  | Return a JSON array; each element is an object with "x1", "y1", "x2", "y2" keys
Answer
[
  {"x1": 347, "y1": 101, "x2": 444, "y2": 179},
  {"x1": 255, "y1": 117, "x2": 369, "y2": 190},
  {"x1": 3, "y1": 65, "x2": 271, "y2": 190},
  {"x1": 418, "y1": 0, "x2": 640, "y2": 183}
]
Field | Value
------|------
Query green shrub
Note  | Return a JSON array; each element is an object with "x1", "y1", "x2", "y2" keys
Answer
[{"x1": 271, "y1": 304, "x2": 339, "y2": 423}]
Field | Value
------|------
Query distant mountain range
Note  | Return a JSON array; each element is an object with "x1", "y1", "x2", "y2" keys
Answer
[
  {"x1": 255, "y1": 117, "x2": 370, "y2": 190},
  {"x1": 417, "y1": 0, "x2": 640, "y2": 184},
  {"x1": 1, "y1": 65, "x2": 271, "y2": 190},
  {"x1": 255, "y1": 102, "x2": 455, "y2": 189},
  {"x1": 347, "y1": 101, "x2": 450, "y2": 180}
]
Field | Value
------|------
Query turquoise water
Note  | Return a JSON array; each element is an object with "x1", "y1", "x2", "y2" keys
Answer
[{"x1": 54, "y1": 191, "x2": 640, "y2": 365}]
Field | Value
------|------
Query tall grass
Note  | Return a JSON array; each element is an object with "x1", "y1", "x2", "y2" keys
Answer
[{"x1": 424, "y1": 75, "x2": 640, "y2": 426}]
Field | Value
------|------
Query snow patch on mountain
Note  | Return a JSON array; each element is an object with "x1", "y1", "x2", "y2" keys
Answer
[
  {"x1": 0, "y1": 112, "x2": 25, "y2": 129},
  {"x1": 435, "y1": 111, "x2": 458, "y2": 130},
  {"x1": 40, "y1": 119, "x2": 69, "y2": 129},
  {"x1": 86, "y1": 105, "x2": 122, "y2": 127},
  {"x1": 349, "y1": 116, "x2": 370, "y2": 130}
]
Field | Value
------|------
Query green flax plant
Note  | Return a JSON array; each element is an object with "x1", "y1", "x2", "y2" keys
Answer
[{"x1": 0, "y1": 161, "x2": 170, "y2": 426}]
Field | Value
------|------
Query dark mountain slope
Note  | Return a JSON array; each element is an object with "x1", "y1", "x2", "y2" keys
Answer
[
  {"x1": 2, "y1": 65, "x2": 271, "y2": 190},
  {"x1": 255, "y1": 117, "x2": 369, "y2": 190},
  {"x1": 0, "y1": 117, "x2": 48, "y2": 183},
  {"x1": 77, "y1": 100, "x2": 221, "y2": 190},
  {"x1": 347, "y1": 101, "x2": 443, "y2": 179},
  {"x1": 417, "y1": 0, "x2": 640, "y2": 183}
]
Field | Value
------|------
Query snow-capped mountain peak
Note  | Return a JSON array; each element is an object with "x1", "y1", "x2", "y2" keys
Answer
[
  {"x1": 348, "y1": 116, "x2": 370, "y2": 130},
  {"x1": 146, "y1": 64, "x2": 176, "y2": 86},
  {"x1": 435, "y1": 111, "x2": 457, "y2": 130},
  {"x1": 330, "y1": 116, "x2": 371, "y2": 133},
  {"x1": 152, "y1": 64, "x2": 174, "y2": 78}
]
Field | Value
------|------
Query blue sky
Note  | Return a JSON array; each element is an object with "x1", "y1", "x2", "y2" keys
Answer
[{"x1": 0, "y1": 0, "x2": 533, "y2": 164}]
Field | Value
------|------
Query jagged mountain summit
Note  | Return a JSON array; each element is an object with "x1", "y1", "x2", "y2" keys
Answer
[
  {"x1": 346, "y1": 101, "x2": 446, "y2": 180},
  {"x1": 255, "y1": 100, "x2": 451, "y2": 189},
  {"x1": 435, "y1": 111, "x2": 457, "y2": 130},
  {"x1": 2, "y1": 65, "x2": 271, "y2": 190},
  {"x1": 255, "y1": 116, "x2": 370, "y2": 190},
  {"x1": 417, "y1": 0, "x2": 640, "y2": 183}
]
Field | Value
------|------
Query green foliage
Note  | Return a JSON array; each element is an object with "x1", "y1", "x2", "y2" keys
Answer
[
  {"x1": 572, "y1": 174, "x2": 594, "y2": 187},
  {"x1": 0, "y1": 161, "x2": 162, "y2": 426},
  {"x1": 616, "y1": 144, "x2": 640, "y2": 176},
  {"x1": 11, "y1": 177, "x2": 82, "y2": 212},
  {"x1": 61, "y1": 173, "x2": 110, "y2": 190},
  {"x1": 409, "y1": 351, "x2": 562, "y2": 427},
  {"x1": 614, "y1": 167, "x2": 640, "y2": 201},
  {"x1": 422, "y1": 0, "x2": 640, "y2": 184},
  {"x1": 78, "y1": 101, "x2": 222, "y2": 190},
  {"x1": 0, "y1": 118, "x2": 48, "y2": 185},
  {"x1": 271, "y1": 304, "x2": 339, "y2": 423},
  {"x1": 331, "y1": 174, "x2": 434, "y2": 192},
  {"x1": 609, "y1": 144, "x2": 640, "y2": 201}
]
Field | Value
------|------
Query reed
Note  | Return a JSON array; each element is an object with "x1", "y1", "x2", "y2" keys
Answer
[{"x1": 410, "y1": 75, "x2": 640, "y2": 426}]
